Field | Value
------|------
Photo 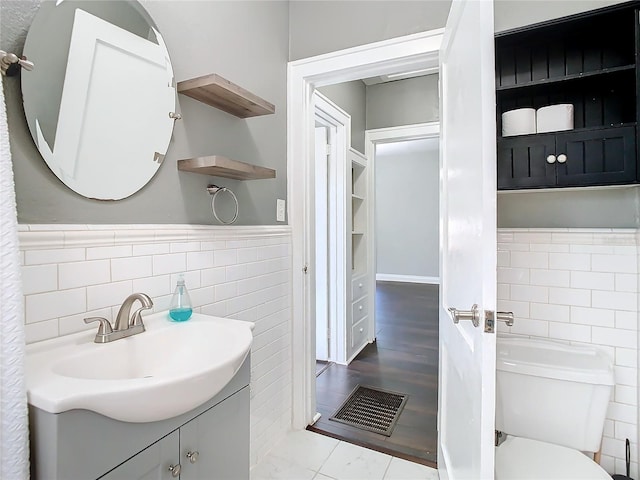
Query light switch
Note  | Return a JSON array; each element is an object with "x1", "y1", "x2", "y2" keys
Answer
[{"x1": 276, "y1": 199, "x2": 285, "y2": 222}]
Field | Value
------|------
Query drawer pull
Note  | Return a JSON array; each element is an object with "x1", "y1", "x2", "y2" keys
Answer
[
  {"x1": 186, "y1": 451, "x2": 200, "y2": 464},
  {"x1": 168, "y1": 464, "x2": 181, "y2": 477}
]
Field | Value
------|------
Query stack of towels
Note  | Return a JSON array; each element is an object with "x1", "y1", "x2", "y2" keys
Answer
[{"x1": 502, "y1": 104, "x2": 574, "y2": 137}]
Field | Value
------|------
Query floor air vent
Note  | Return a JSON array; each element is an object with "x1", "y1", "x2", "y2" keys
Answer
[{"x1": 329, "y1": 385, "x2": 408, "y2": 436}]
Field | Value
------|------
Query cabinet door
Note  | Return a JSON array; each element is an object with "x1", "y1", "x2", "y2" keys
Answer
[
  {"x1": 100, "y1": 431, "x2": 179, "y2": 480},
  {"x1": 556, "y1": 126, "x2": 636, "y2": 186},
  {"x1": 180, "y1": 387, "x2": 250, "y2": 480},
  {"x1": 497, "y1": 134, "x2": 556, "y2": 189}
]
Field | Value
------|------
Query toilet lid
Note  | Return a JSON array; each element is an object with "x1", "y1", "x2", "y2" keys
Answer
[{"x1": 496, "y1": 436, "x2": 611, "y2": 480}]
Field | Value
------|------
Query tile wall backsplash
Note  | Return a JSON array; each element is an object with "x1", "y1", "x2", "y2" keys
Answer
[
  {"x1": 498, "y1": 228, "x2": 638, "y2": 478},
  {"x1": 18, "y1": 224, "x2": 292, "y2": 467}
]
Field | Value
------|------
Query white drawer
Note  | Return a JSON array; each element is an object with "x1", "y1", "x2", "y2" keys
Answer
[
  {"x1": 351, "y1": 318, "x2": 369, "y2": 349},
  {"x1": 352, "y1": 277, "x2": 367, "y2": 301},
  {"x1": 352, "y1": 296, "x2": 368, "y2": 325}
]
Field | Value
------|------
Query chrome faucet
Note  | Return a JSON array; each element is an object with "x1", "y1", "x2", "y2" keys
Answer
[{"x1": 84, "y1": 293, "x2": 153, "y2": 343}]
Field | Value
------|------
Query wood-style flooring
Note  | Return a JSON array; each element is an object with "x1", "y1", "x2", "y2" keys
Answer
[{"x1": 308, "y1": 281, "x2": 439, "y2": 467}]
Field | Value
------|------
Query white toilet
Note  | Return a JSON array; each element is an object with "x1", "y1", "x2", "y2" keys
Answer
[{"x1": 495, "y1": 337, "x2": 615, "y2": 479}]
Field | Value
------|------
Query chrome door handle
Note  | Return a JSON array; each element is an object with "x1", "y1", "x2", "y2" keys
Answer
[{"x1": 448, "y1": 304, "x2": 479, "y2": 327}]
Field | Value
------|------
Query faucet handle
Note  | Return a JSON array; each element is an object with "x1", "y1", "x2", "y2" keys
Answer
[{"x1": 84, "y1": 317, "x2": 114, "y2": 337}]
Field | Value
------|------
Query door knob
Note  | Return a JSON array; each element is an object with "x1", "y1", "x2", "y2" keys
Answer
[
  {"x1": 447, "y1": 304, "x2": 479, "y2": 327},
  {"x1": 546, "y1": 154, "x2": 556, "y2": 164},
  {"x1": 557, "y1": 154, "x2": 567, "y2": 163}
]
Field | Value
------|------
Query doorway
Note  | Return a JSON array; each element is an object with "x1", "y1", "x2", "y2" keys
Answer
[{"x1": 288, "y1": 31, "x2": 445, "y2": 434}]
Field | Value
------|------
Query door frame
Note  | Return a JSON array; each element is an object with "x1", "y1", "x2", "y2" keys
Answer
[
  {"x1": 288, "y1": 29, "x2": 444, "y2": 429},
  {"x1": 364, "y1": 122, "x2": 441, "y2": 347},
  {"x1": 314, "y1": 92, "x2": 351, "y2": 366}
]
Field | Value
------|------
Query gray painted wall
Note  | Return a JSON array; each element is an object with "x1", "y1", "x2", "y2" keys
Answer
[
  {"x1": 318, "y1": 81, "x2": 367, "y2": 153},
  {"x1": 288, "y1": 0, "x2": 452, "y2": 61},
  {"x1": 376, "y1": 139, "x2": 439, "y2": 278},
  {"x1": 494, "y1": 0, "x2": 629, "y2": 33},
  {"x1": 2, "y1": 0, "x2": 288, "y2": 225},
  {"x1": 366, "y1": 75, "x2": 439, "y2": 130}
]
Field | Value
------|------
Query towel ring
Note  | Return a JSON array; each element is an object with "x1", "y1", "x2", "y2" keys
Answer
[{"x1": 207, "y1": 185, "x2": 238, "y2": 225}]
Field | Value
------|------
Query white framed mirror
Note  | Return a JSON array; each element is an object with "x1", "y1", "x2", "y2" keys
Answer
[{"x1": 22, "y1": 0, "x2": 176, "y2": 200}]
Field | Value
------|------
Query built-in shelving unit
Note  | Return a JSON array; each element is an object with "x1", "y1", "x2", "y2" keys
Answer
[
  {"x1": 347, "y1": 148, "x2": 369, "y2": 362},
  {"x1": 177, "y1": 155, "x2": 276, "y2": 180},
  {"x1": 177, "y1": 74, "x2": 275, "y2": 119},
  {"x1": 496, "y1": 3, "x2": 639, "y2": 190}
]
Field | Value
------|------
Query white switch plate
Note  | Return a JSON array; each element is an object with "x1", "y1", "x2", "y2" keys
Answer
[{"x1": 276, "y1": 199, "x2": 286, "y2": 222}]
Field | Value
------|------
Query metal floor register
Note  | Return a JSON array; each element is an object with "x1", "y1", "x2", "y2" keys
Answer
[{"x1": 329, "y1": 385, "x2": 408, "y2": 436}]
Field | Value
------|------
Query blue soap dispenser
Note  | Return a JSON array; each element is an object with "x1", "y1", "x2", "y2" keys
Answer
[{"x1": 169, "y1": 274, "x2": 193, "y2": 322}]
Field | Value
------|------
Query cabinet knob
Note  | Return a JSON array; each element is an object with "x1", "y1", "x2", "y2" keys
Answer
[
  {"x1": 359, "y1": 305, "x2": 363, "y2": 310},
  {"x1": 359, "y1": 327, "x2": 364, "y2": 332},
  {"x1": 186, "y1": 450, "x2": 200, "y2": 464},
  {"x1": 546, "y1": 154, "x2": 557, "y2": 164},
  {"x1": 168, "y1": 464, "x2": 181, "y2": 477},
  {"x1": 358, "y1": 283, "x2": 363, "y2": 288},
  {"x1": 557, "y1": 154, "x2": 567, "y2": 164}
]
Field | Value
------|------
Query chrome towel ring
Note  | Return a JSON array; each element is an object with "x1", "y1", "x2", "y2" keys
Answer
[{"x1": 207, "y1": 185, "x2": 238, "y2": 225}]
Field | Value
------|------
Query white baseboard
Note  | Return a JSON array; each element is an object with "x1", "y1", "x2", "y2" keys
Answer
[{"x1": 376, "y1": 274, "x2": 440, "y2": 284}]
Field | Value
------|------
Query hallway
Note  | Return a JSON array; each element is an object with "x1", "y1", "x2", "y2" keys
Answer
[{"x1": 310, "y1": 282, "x2": 439, "y2": 467}]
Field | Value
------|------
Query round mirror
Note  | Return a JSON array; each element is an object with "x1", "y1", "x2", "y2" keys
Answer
[{"x1": 22, "y1": 0, "x2": 176, "y2": 200}]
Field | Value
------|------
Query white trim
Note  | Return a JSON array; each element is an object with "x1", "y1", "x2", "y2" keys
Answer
[
  {"x1": 288, "y1": 30, "x2": 443, "y2": 430},
  {"x1": 313, "y1": 93, "x2": 350, "y2": 368},
  {"x1": 376, "y1": 274, "x2": 440, "y2": 284},
  {"x1": 18, "y1": 224, "x2": 291, "y2": 250}
]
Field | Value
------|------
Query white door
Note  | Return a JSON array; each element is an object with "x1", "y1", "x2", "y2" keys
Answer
[
  {"x1": 315, "y1": 126, "x2": 330, "y2": 361},
  {"x1": 438, "y1": 0, "x2": 497, "y2": 479}
]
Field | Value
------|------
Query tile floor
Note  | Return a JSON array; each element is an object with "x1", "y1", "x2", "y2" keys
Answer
[{"x1": 251, "y1": 430, "x2": 439, "y2": 480}]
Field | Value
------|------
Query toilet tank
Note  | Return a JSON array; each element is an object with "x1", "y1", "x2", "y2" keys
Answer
[{"x1": 496, "y1": 337, "x2": 614, "y2": 453}]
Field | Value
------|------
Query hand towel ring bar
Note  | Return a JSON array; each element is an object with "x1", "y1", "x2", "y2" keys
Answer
[{"x1": 207, "y1": 185, "x2": 239, "y2": 225}]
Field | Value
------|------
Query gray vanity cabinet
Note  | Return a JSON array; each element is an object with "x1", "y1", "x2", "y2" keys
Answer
[
  {"x1": 180, "y1": 384, "x2": 250, "y2": 479},
  {"x1": 30, "y1": 356, "x2": 250, "y2": 480},
  {"x1": 99, "y1": 387, "x2": 249, "y2": 480},
  {"x1": 101, "y1": 431, "x2": 179, "y2": 480}
]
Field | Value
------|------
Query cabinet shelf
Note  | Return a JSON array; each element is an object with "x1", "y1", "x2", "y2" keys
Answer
[
  {"x1": 177, "y1": 74, "x2": 275, "y2": 118},
  {"x1": 177, "y1": 155, "x2": 276, "y2": 180},
  {"x1": 498, "y1": 123, "x2": 637, "y2": 142},
  {"x1": 496, "y1": 64, "x2": 635, "y2": 92}
]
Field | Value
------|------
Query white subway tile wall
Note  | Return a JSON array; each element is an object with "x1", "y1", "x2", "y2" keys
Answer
[
  {"x1": 18, "y1": 225, "x2": 292, "y2": 468},
  {"x1": 498, "y1": 228, "x2": 638, "y2": 478}
]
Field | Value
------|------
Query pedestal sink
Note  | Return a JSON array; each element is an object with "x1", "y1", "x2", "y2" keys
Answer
[{"x1": 26, "y1": 312, "x2": 254, "y2": 423}]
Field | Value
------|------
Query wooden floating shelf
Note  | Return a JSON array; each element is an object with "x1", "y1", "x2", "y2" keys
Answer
[
  {"x1": 177, "y1": 74, "x2": 275, "y2": 119},
  {"x1": 177, "y1": 155, "x2": 276, "y2": 180}
]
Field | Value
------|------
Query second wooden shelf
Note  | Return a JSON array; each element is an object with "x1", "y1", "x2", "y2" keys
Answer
[{"x1": 177, "y1": 155, "x2": 276, "y2": 180}]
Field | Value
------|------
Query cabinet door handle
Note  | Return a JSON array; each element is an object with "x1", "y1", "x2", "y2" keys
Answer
[
  {"x1": 168, "y1": 464, "x2": 181, "y2": 477},
  {"x1": 358, "y1": 283, "x2": 363, "y2": 288},
  {"x1": 546, "y1": 154, "x2": 557, "y2": 164},
  {"x1": 186, "y1": 451, "x2": 200, "y2": 464},
  {"x1": 557, "y1": 154, "x2": 567, "y2": 164},
  {"x1": 359, "y1": 305, "x2": 363, "y2": 311}
]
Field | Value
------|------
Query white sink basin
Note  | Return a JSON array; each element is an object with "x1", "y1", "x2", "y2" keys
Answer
[{"x1": 26, "y1": 312, "x2": 254, "y2": 423}]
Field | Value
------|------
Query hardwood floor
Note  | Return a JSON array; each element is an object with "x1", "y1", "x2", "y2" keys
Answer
[{"x1": 309, "y1": 281, "x2": 439, "y2": 467}]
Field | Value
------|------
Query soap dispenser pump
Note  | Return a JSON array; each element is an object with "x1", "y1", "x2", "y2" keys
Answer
[{"x1": 169, "y1": 274, "x2": 193, "y2": 322}]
